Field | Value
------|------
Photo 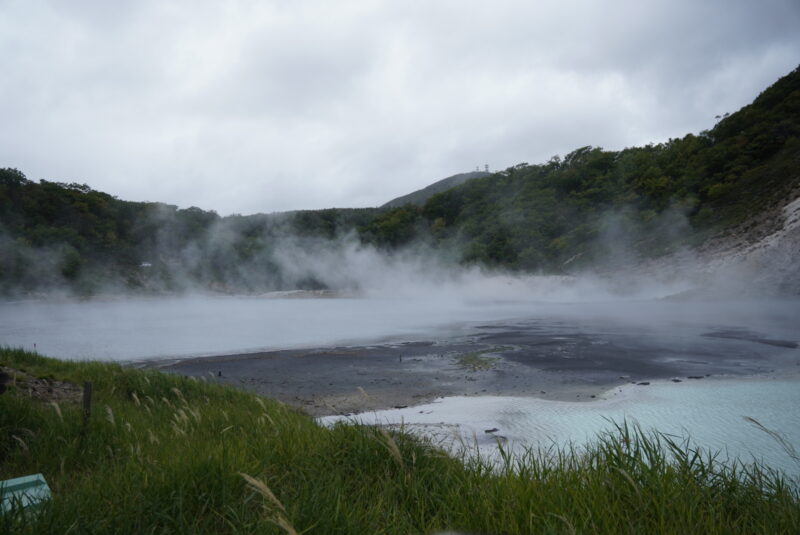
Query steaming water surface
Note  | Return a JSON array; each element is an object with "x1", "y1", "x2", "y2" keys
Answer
[
  {"x1": 0, "y1": 295, "x2": 547, "y2": 361},
  {"x1": 0, "y1": 295, "x2": 798, "y2": 362}
]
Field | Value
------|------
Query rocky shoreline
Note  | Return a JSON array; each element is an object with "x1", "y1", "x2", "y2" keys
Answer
[{"x1": 156, "y1": 315, "x2": 799, "y2": 417}]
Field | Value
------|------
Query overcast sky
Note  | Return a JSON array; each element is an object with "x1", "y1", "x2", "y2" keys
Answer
[{"x1": 1, "y1": 1, "x2": 798, "y2": 215}]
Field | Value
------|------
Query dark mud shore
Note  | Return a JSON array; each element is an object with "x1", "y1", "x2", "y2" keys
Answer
[{"x1": 151, "y1": 319, "x2": 799, "y2": 417}]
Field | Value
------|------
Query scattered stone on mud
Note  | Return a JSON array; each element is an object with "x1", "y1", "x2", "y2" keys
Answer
[
  {"x1": 159, "y1": 313, "x2": 800, "y2": 417},
  {"x1": 0, "y1": 366, "x2": 82, "y2": 403}
]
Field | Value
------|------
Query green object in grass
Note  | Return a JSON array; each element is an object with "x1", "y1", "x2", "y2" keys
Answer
[{"x1": 0, "y1": 473, "x2": 51, "y2": 513}]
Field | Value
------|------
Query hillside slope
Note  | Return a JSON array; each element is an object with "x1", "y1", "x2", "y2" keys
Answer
[
  {"x1": 381, "y1": 171, "x2": 490, "y2": 208},
  {"x1": 361, "y1": 65, "x2": 800, "y2": 276}
]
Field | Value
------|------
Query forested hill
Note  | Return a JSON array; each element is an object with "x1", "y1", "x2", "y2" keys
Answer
[
  {"x1": 385, "y1": 65, "x2": 800, "y2": 270},
  {"x1": 1, "y1": 66, "x2": 798, "y2": 296}
]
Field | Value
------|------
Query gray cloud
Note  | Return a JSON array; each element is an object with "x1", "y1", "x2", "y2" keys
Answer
[{"x1": 0, "y1": 0, "x2": 798, "y2": 215}]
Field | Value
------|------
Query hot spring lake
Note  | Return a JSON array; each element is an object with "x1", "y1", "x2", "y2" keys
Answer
[{"x1": 1, "y1": 294, "x2": 799, "y2": 477}]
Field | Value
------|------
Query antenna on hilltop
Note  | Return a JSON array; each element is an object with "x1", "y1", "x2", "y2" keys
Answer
[{"x1": 484, "y1": 164, "x2": 489, "y2": 172}]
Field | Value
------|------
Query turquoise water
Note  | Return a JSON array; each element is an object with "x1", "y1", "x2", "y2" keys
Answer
[{"x1": 325, "y1": 378, "x2": 800, "y2": 480}]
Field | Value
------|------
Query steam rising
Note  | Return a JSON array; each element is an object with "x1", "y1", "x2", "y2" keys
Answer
[{"x1": 1, "y1": 187, "x2": 798, "y2": 363}]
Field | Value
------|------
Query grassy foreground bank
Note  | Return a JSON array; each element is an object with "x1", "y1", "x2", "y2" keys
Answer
[{"x1": 1, "y1": 348, "x2": 798, "y2": 534}]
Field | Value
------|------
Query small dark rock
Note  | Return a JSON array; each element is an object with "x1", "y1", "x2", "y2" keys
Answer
[
  {"x1": 671, "y1": 379, "x2": 682, "y2": 383},
  {"x1": 688, "y1": 376, "x2": 704, "y2": 379},
  {"x1": 590, "y1": 395, "x2": 596, "y2": 398},
  {"x1": 484, "y1": 428, "x2": 499, "y2": 434},
  {"x1": 393, "y1": 405, "x2": 408, "y2": 409},
  {"x1": 217, "y1": 371, "x2": 222, "y2": 377},
  {"x1": 637, "y1": 382, "x2": 650, "y2": 386}
]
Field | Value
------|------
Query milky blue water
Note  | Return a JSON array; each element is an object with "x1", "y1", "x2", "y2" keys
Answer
[{"x1": 324, "y1": 378, "x2": 800, "y2": 480}]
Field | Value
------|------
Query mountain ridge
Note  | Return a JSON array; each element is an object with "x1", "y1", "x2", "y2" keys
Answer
[{"x1": 381, "y1": 171, "x2": 490, "y2": 208}]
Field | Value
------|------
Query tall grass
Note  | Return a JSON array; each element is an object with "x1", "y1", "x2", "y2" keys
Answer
[{"x1": 1, "y1": 347, "x2": 798, "y2": 534}]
